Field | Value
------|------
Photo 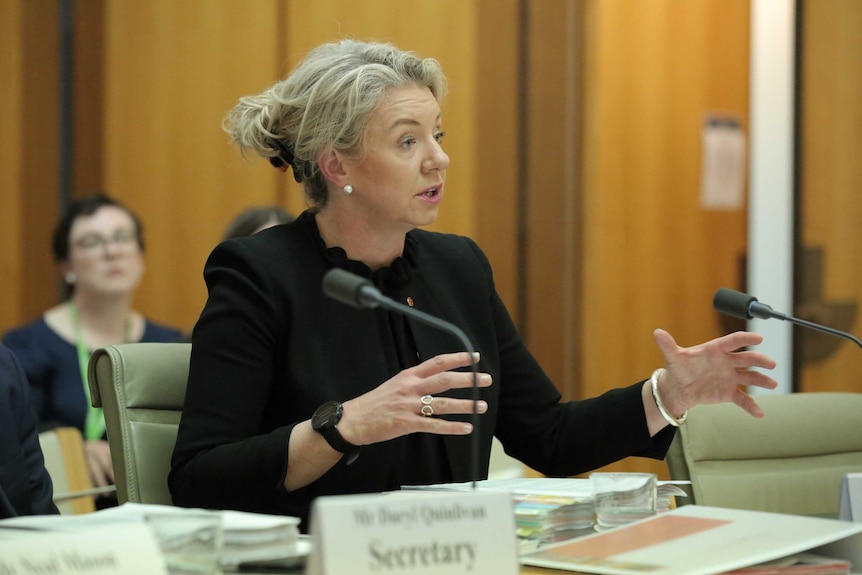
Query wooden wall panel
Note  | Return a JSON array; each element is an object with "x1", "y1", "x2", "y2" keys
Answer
[
  {"x1": 798, "y1": 0, "x2": 862, "y2": 393},
  {"x1": 0, "y1": 0, "x2": 26, "y2": 333},
  {"x1": 103, "y1": 1, "x2": 283, "y2": 332},
  {"x1": 524, "y1": 0, "x2": 584, "y2": 401},
  {"x1": 99, "y1": 0, "x2": 516, "y2": 333},
  {"x1": 72, "y1": 0, "x2": 105, "y2": 196},
  {"x1": 0, "y1": 0, "x2": 61, "y2": 335},
  {"x1": 574, "y1": 0, "x2": 750, "y2": 477},
  {"x1": 475, "y1": 0, "x2": 521, "y2": 318}
]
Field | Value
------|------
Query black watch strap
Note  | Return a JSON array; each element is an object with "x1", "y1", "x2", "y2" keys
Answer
[{"x1": 312, "y1": 401, "x2": 361, "y2": 465}]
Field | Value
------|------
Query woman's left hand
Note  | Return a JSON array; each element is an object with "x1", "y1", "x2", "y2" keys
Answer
[
  {"x1": 652, "y1": 328, "x2": 778, "y2": 419},
  {"x1": 84, "y1": 439, "x2": 115, "y2": 488}
]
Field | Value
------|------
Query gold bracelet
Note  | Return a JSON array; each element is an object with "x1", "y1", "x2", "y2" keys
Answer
[{"x1": 650, "y1": 368, "x2": 687, "y2": 427}]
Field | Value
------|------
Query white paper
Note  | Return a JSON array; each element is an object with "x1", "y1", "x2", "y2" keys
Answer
[
  {"x1": 0, "y1": 523, "x2": 167, "y2": 575},
  {"x1": 521, "y1": 505, "x2": 862, "y2": 575},
  {"x1": 406, "y1": 477, "x2": 593, "y2": 498},
  {"x1": 839, "y1": 471, "x2": 862, "y2": 522},
  {"x1": 0, "y1": 502, "x2": 302, "y2": 568},
  {"x1": 701, "y1": 115, "x2": 746, "y2": 210}
]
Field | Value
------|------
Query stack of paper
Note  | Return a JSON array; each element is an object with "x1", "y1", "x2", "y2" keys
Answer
[
  {"x1": 657, "y1": 482, "x2": 688, "y2": 512},
  {"x1": 593, "y1": 479, "x2": 688, "y2": 531},
  {"x1": 593, "y1": 475, "x2": 658, "y2": 531},
  {"x1": 403, "y1": 477, "x2": 689, "y2": 549},
  {"x1": 217, "y1": 509, "x2": 302, "y2": 567},
  {"x1": 512, "y1": 492, "x2": 594, "y2": 544},
  {"x1": 0, "y1": 502, "x2": 306, "y2": 569},
  {"x1": 94, "y1": 504, "x2": 304, "y2": 568}
]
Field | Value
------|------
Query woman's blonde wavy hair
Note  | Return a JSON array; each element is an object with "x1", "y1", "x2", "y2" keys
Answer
[{"x1": 223, "y1": 39, "x2": 447, "y2": 209}]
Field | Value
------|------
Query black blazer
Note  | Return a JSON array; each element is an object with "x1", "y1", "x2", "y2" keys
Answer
[
  {"x1": 0, "y1": 344, "x2": 58, "y2": 518},
  {"x1": 170, "y1": 212, "x2": 673, "y2": 527}
]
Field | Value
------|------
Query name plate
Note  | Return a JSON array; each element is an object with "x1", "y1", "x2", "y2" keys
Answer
[
  {"x1": 0, "y1": 524, "x2": 167, "y2": 575},
  {"x1": 307, "y1": 490, "x2": 519, "y2": 574},
  {"x1": 839, "y1": 472, "x2": 862, "y2": 522}
]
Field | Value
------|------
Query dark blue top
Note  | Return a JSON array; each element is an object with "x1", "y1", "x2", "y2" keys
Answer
[
  {"x1": 2, "y1": 317, "x2": 181, "y2": 434},
  {"x1": 0, "y1": 344, "x2": 58, "y2": 518}
]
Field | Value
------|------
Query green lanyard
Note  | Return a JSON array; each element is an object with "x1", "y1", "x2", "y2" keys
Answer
[{"x1": 69, "y1": 303, "x2": 107, "y2": 440}]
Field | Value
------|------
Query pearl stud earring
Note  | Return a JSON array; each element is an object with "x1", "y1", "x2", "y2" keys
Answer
[{"x1": 343, "y1": 185, "x2": 353, "y2": 195}]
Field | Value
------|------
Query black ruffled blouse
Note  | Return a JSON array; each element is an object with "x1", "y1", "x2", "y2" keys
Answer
[{"x1": 306, "y1": 212, "x2": 451, "y2": 485}]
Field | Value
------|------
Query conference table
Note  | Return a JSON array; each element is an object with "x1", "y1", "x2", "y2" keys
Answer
[{"x1": 237, "y1": 567, "x2": 574, "y2": 574}]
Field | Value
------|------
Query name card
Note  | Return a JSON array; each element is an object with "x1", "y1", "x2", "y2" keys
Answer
[
  {"x1": 839, "y1": 472, "x2": 862, "y2": 522},
  {"x1": 0, "y1": 524, "x2": 167, "y2": 575},
  {"x1": 306, "y1": 490, "x2": 519, "y2": 575}
]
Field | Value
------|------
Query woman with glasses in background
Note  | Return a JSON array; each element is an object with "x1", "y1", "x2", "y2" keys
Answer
[{"x1": 3, "y1": 193, "x2": 181, "y2": 507}]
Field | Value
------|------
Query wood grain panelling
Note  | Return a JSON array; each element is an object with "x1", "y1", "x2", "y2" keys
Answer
[
  {"x1": 100, "y1": 0, "x2": 520, "y2": 333},
  {"x1": 72, "y1": 0, "x2": 105, "y2": 196},
  {"x1": 103, "y1": 1, "x2": 283, "y2": 332},
  {"x1": 0, "y1": 0, "x2": 25, "y2": 333},
  {"x1": 574, "y1": 0, "x2": 750, "y2": 476},
  {"x1": 475, "y1": 0, "x2": 521, "y2": 318},
  {"x1": 524, "y1": 0, "x2": 584, "y2": 401},
  {"x1": 21, "y1": 0, "x2": 62, "y2": 322},
  {"x1": 798, "y1": 0, "x2": 862, "y2": 393},
  {"x1": 0, "y1": 0, "x2": 62, "y2": 334}
]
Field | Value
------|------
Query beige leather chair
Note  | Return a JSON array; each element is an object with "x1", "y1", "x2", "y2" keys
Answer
[
  {"x1": 666, "y1": 392, "x2": 862, "y2": 517},
  {"x1": 87, "y1": 342, "x2": 191, "y2": 505},
  {"x1": 488, "y1": 437, "x2": 526, "y2": 480}
]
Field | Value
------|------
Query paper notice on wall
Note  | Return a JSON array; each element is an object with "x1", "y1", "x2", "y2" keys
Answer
[{"x1": 700, "y1": 115, "x2": 746, "y2": 210}]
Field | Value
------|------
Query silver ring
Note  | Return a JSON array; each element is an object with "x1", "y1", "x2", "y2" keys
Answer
[{"x1": 420, "y1": 395, "x2": 434, "y2": 417}]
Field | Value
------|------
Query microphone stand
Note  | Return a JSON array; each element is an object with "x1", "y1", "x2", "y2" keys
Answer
[
  {"x1": 366, "y1": 294, "x2": 481, "y2": 489},
  {"x1": 323, "y1": 267, "x2": 482, "y2": 488},
  {"x1": 752, "y1": 305, "x2": 862, "y2": 351},
  {"x1": 713, "y1": 287, "x2": 862, "y2": 351}
]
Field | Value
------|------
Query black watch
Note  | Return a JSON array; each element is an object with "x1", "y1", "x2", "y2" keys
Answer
[{"x1": 311, "y1": 401, "x2": 361, "y2": 465}]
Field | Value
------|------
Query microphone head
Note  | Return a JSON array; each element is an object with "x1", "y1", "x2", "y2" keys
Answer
[
  {"x1": 713, "y1": 287, "x2": 757, "y2": 320},
  {"x1": 322, "y1": 268, "x2": 377, "y2": 309}
]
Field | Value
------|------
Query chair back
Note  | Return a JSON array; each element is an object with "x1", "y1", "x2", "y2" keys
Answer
[
  {"x1": 88, "y1": 343, "x2": 191, "y2": 505},
  {"x1": 666, "y1": 392, "x2": 862, "y2": 517},
  {"x1": 38, "y1": 427, "x2": 95, "y2": 514}
]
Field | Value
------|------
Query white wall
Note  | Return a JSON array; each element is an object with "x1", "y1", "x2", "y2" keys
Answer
[{"x1": 748, "y1": 0, "x2": 796, "y2": 394}]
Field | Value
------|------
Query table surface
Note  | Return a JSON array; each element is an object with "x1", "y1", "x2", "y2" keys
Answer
[{"x1": 235, "y1": 568, "x2": 577, "y2": 574}]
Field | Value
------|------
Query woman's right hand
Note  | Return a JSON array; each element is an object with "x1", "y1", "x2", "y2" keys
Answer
[
  {"x1": 338, "y1": 351, "x2": 492, "y2": 447},
  {"x1": 284, "y1": 352, "x2": 492, "y2": 491}
]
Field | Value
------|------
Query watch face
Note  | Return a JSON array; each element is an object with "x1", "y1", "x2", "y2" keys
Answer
[{"x1": 312, "y1": 401, "x2": 343, "y2": 430}]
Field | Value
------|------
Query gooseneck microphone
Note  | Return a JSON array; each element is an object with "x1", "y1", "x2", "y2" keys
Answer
[
  {"x1": 322, "y1": 268, "x2": 481, "y2": 487},
  {"x1": 713, "y1": 287, "x2": 862, "y2": 350}
]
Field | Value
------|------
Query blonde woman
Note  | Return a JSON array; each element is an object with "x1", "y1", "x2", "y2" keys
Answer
[{"x1": 170, "y1": 40, "x2": 776, "y2": 529}]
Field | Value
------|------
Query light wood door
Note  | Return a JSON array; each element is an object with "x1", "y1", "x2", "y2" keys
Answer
[
  {"x1": 524, "y1": 0, "x2": 751, "y2": 479},
  {"x1": 797, "y1": 0, "x2": 862, "y2": 393}
]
